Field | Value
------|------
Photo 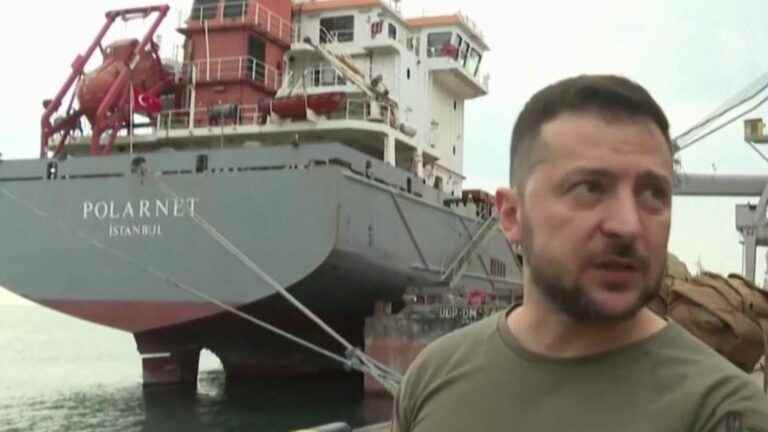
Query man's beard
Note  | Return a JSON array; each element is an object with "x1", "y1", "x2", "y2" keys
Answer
[{"x1": 520, "y1": 217, "x2": 664, "y2": 323}]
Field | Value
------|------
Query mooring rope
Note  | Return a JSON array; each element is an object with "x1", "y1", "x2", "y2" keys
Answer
[{"x1": 152, "y1": 174, "x2": 402, "y2": 394}]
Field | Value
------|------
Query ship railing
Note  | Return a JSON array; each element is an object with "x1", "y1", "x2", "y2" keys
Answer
[
  {"x1": 188, "y1": 1, "x2": 292, "y2": 45},
  {"x1": 154, "y1": 97, "x2": 397, "y2": 133},
  {"x1": 180, "y1": 56, "x2": 281, "y2": 92},
  {"x1": 413, "y1": 9, "x2": 486, "y2": 41},
  {"x1": 333, "y1": 98, "x2": 396, "y2": 128},
  {"x1": 302, "y1": 65, "x2": 347, "y2": 89},
  {"x1": 320, "y1": 28, "x2": 355, "y2": 44},
  {"x1": 155, "y1": 104, "x2": 267, "y2": 131}
]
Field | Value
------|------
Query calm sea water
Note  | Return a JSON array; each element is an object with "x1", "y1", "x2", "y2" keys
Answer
[{"x1": 0, "y1": 305, "x2": 392, "y2": 432}]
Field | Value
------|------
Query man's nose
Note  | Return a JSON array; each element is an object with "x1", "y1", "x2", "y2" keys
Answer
[{"x1": 601, "y1": 190, "x2": 642, "y2": 240}]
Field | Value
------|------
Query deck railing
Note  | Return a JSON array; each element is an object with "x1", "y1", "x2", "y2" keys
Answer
[
  {"x1": 303, "y1": 65, "x2": 347, "y2": 89},
  {"x1": 154, "y1": 98, "x2": 396, "y2": 132},
  {"x1": 180, "y1": 56, "x2": 281, "y2": 91},
  {"x1": 188, "y1": 1, "x2": 292, "y2": 44}
]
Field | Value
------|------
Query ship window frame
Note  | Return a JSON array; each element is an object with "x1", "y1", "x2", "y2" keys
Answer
[
  {"x1": 454, "y1": 34, "x2": 464, "y2": 61},
  {"x1": 466, "y1": 47, "x2": 483, "y2": 77},
  {"x1": 459, "y1": 40, "x2": 470, "y2": 66},
  {"x1": 247, "y1": 34, "x2": 267, "y2": 82},
  {"x1": 426, "y1": 32, "x2": 453, "y2": 58},
  {"x1": 190, "y1": 0, "x2": 218, "y2": 21},
  {"x1": 222, "y1": 0, "x2": 247, "y2": 19},
  {"x1": 320, "y1": 15, "x2": 355, "y2": 43},
  {"x1": 388, "y1": 22, "x2": 397, "y2": 41}
]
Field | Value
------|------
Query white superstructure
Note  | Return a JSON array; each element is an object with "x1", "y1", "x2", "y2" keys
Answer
[{"x1": 288, "y1": 0, "x2": 489, "y2": 195}]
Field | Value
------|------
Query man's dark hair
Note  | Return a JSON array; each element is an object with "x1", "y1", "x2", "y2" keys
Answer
[{"x1": 509, "y1": 74, "x2": 672, "y2": 187}]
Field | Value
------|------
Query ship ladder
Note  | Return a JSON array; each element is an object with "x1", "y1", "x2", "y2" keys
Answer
[{"x1": 440, "y1": 214, "x2": 500, "y2": 288}]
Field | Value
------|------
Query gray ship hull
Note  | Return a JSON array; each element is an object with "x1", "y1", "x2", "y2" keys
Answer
[{"x1": 0, "y1": 144, "x2": 521, "y2": 384}]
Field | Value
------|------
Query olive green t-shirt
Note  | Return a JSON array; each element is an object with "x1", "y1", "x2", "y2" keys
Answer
[{"x1": 393, "y1": 309, "x2": 768, "y2": 431}]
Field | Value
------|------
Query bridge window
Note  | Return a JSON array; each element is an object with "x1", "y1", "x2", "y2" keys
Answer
[
  {"x1": 427, "y1": 32, "x2": 452, "y2": 57},
  {"x1": 454, "y1": 35, "x2": 464, "y2": 61},
  {"x1": 320, "y1": 15, "x2": 354, "y2": 43},
  {"x1": 458, "y1": 40, "x2": 470, "y2": 66},
  {"x1": 466, "y1": 48, "x2": 483, "y2": 77}
]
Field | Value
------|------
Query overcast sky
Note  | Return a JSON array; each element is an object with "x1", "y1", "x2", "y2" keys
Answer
[{"x1": 2, "y1": 0, "x2": 768, "y2": 305}]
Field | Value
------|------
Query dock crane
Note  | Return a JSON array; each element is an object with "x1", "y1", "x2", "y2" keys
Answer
[{"x1": 672, "y1": 71, "x2": 768, "y2": 285}]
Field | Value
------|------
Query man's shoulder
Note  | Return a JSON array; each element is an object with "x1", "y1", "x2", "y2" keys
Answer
[
  {"x1": 654, "y1": 321, "x2": 761, "y2": 390},
  {"x1": 659, "y1": 322, "x2": 768, "y2": 431},
  {"x1": 660, "y1": 321, "x2": 755, "y2": 373}
]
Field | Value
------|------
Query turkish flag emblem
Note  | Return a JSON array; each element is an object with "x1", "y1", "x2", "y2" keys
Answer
[{"x1": 133, "y1": 90, "x2": 163, "y2": 114}]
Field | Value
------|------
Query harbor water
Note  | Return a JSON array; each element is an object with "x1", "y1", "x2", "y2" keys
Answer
[{"x1": 0, "y1": 305, "x2": 392, "y2": 432}]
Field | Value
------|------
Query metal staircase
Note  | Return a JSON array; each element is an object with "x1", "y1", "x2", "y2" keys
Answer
[{"x1": 440, "y1": 215, "x2": 500, "y2": 287}]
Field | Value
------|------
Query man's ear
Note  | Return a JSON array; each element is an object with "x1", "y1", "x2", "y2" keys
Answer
[{"x1": 496, "y1": 187, "x2": 522, "y2": 242}]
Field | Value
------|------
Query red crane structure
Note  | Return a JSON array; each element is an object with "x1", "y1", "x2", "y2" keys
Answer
[{"x1": 40, "y1": 5, "x2": 173, "y2": 158}]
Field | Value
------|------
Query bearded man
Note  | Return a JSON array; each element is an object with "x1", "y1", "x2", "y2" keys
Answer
[{"x1": 392, "y1": 75, "x2": 768, "y2": 431}]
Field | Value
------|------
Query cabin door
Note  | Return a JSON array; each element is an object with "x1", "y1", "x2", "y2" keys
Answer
[{"x1": 248, "y1": 36, "x2": 266, "y2": 82}]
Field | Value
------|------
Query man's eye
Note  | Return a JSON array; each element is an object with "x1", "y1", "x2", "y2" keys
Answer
[
  {"x1": 638, "y1": 186, "x2": 670, "y2": 210},
  {"x1": 571, "y1": 180, "x2": 604, "y2": 196}
]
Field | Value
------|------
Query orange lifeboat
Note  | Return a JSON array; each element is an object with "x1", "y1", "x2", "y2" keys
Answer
[{"x1": 266, "y1": 92, "x2": 347, "y2": 120}]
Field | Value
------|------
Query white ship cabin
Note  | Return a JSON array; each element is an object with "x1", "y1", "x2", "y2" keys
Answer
[
  {"x1": 289, "y1": 0, "x2": 490, "y2": 196},
  {"x1": 52, "y1": 0, "x2": 489, "y2": 197}
]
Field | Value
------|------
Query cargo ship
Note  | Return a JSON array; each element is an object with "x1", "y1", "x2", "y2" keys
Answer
[{"x1": 0, "y1": 0, "x2": 522, "y2": 390}]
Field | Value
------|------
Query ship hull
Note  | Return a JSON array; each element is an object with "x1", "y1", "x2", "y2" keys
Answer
[{"x1": 0, "y1": 144, "x2": 521, "y2": 386}]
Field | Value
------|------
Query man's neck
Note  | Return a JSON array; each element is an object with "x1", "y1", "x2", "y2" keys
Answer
[{"x1": 506, "y1": 299, "x2": 667, "y2": 358}]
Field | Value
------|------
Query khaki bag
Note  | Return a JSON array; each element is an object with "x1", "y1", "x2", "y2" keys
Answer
[{"x1": 653, "y1": 255, "x2": 768, "y2": 375}]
